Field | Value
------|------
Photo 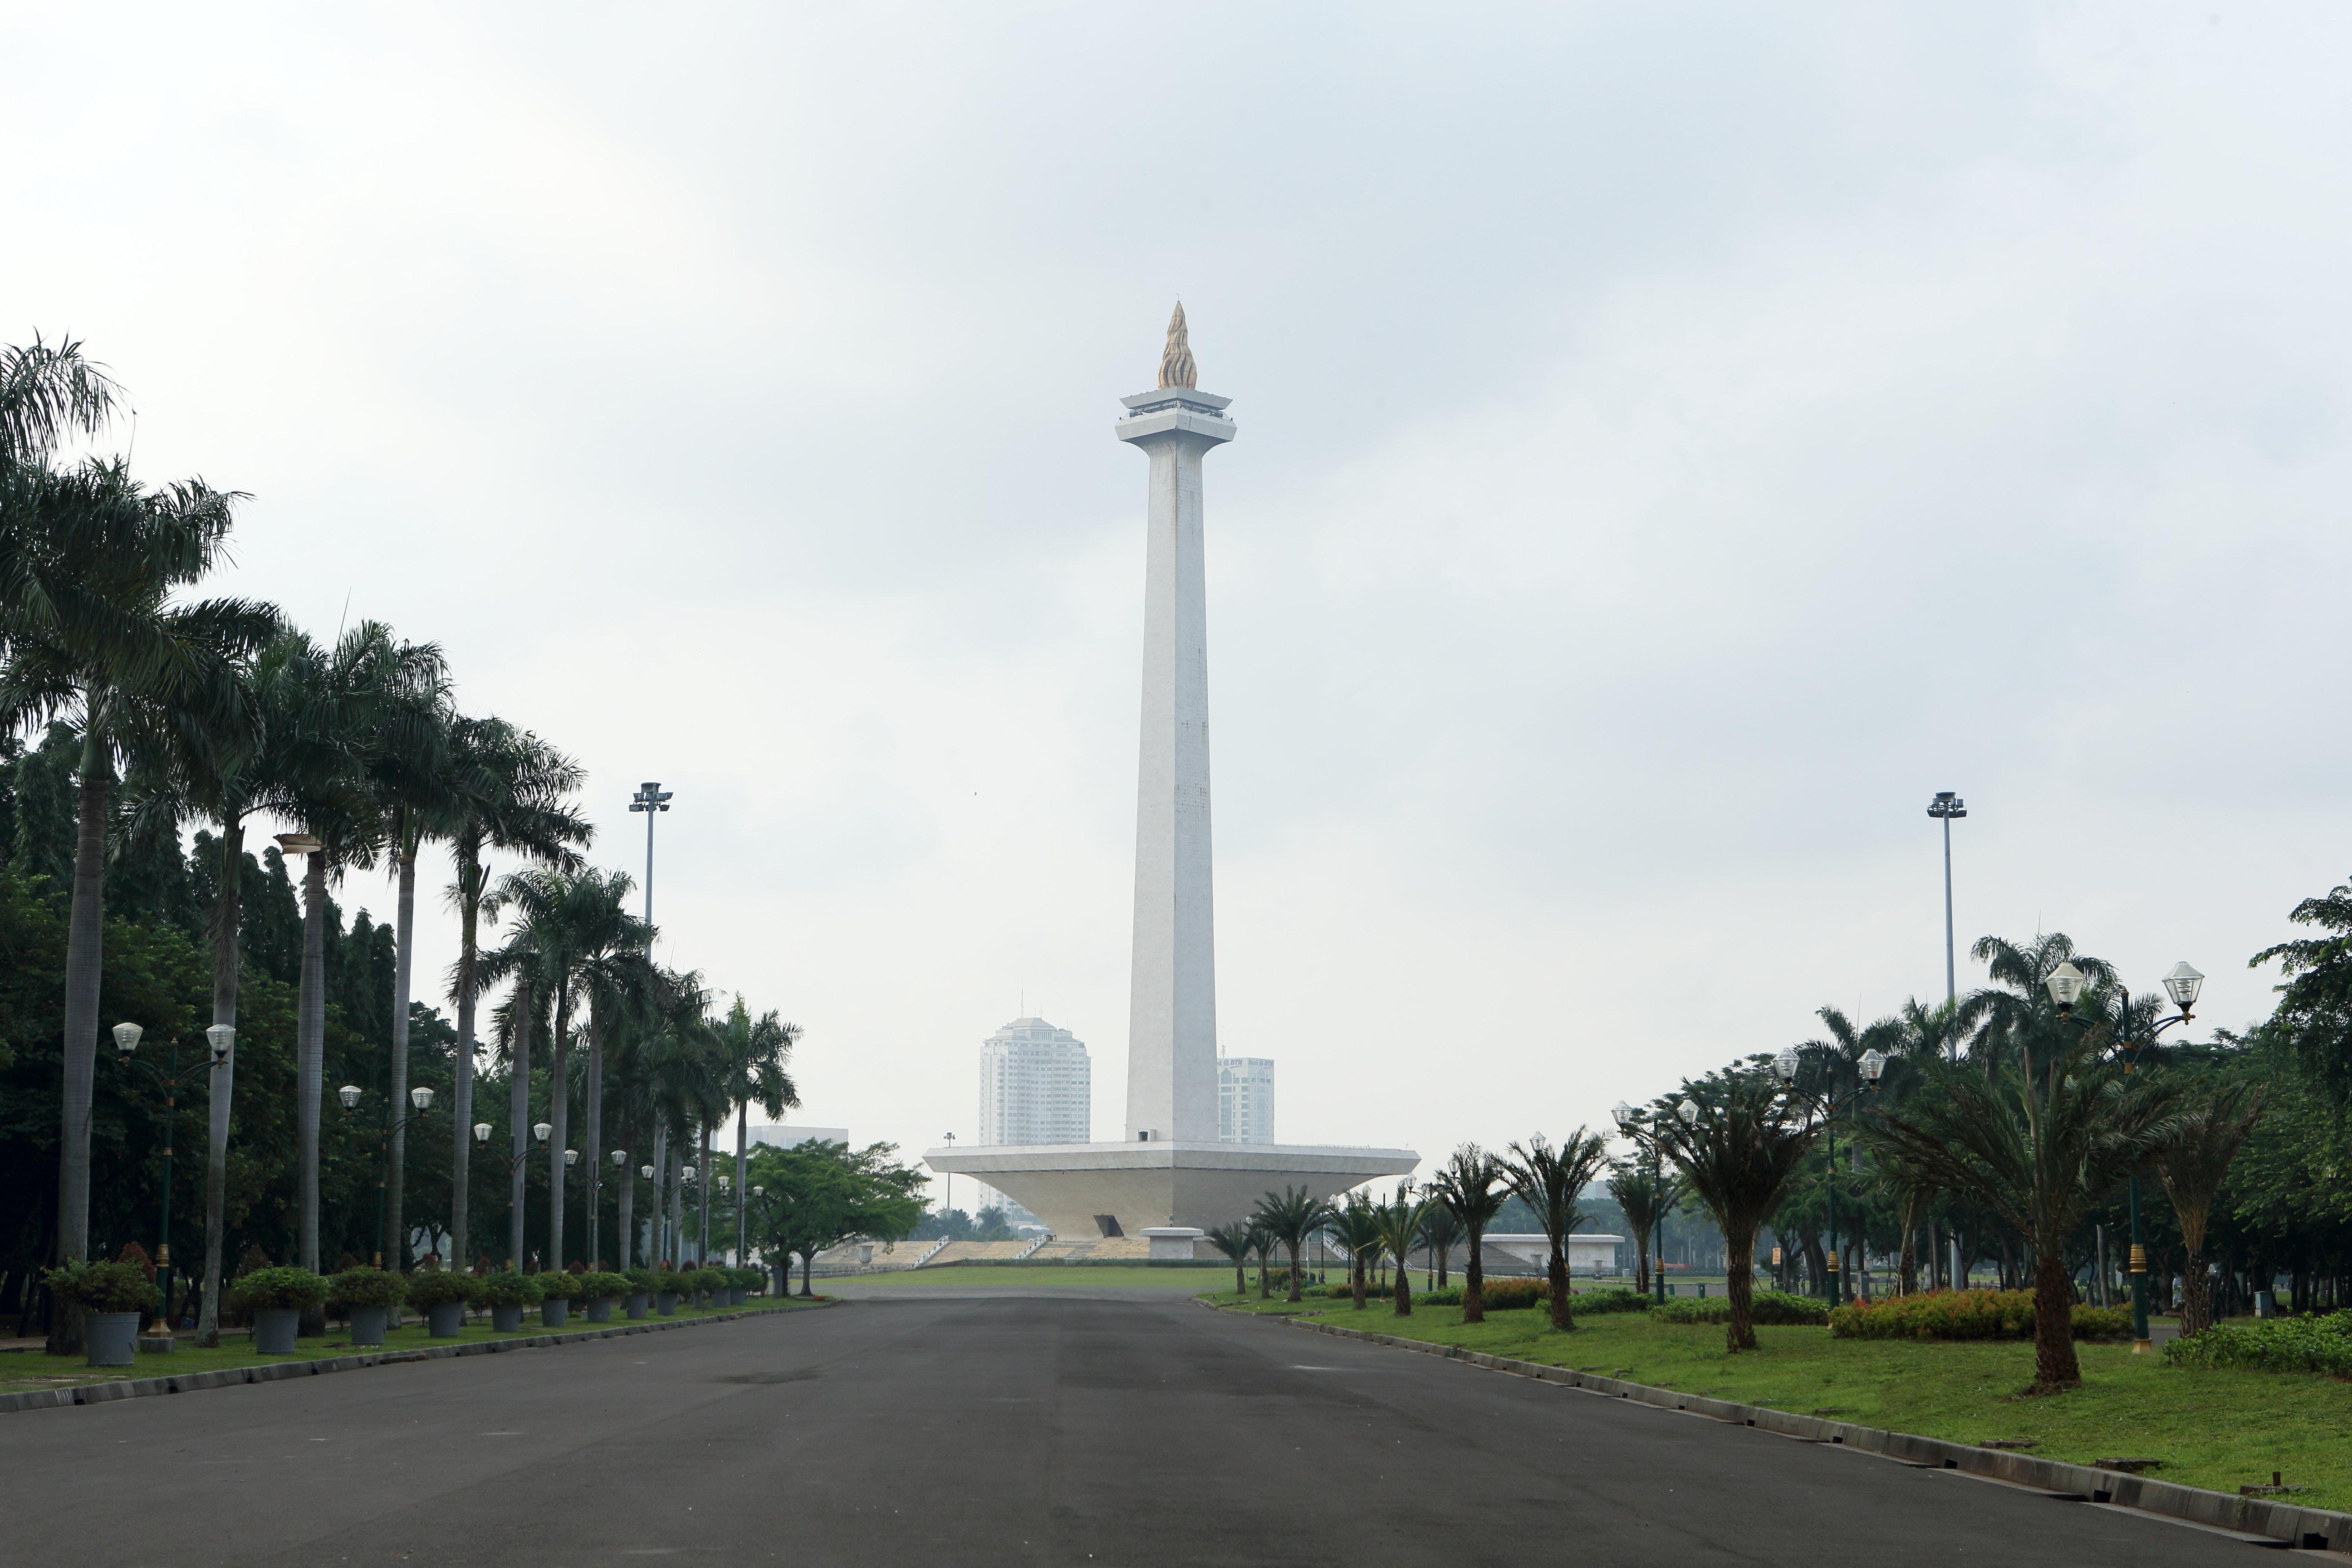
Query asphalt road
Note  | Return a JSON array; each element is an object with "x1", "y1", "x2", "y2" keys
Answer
[{"x1": 2, "y1": 1291, "x2": 2278, "y2": 1566}]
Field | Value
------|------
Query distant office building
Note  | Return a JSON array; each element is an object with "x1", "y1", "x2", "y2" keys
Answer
[
  {"x1": 1218, "y1": 1057, "x2": 1274, "y2": 1144},
  {"x1": 977, "y1": 1017, "x2": 1091, "y2": 1146}
]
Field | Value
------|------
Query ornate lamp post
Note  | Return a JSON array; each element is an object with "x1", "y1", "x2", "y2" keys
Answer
[
  {"x1": 2046, "y1": 958, "x2": 2200, "y2": 1352},
  {"x1": 473, "y1": 1119, "x2": 550, "y2": 1266},
  {"x1": 1773, "y1": 1045, "x2": 1885, "y2": 1303},
  {"x1": 1612, "y1": 1101, "x2": 1678, "y2": 1303},
  {"x1": 110, "y1": 1022, "x2": 233, "y2": 1330},
  {"x1": 341, "y1": 1084, "x2": 436, "y2": 1267}
]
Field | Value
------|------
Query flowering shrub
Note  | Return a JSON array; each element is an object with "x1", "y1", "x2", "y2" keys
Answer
[
  {"x1": 2163, "y1": 1310, "x2": 2352, "y2": 1375},
  {"x1": 1827, "y1": 1289, "x2": 2128, "y2": 1341},
  {"x1": 1656, "y1": 1289, "x2": 1828, "y2": 1326}
]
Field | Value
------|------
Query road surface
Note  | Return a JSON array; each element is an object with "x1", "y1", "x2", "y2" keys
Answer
[{"x1": 1, "y1": 1288, "x2": 2278, "y2": 1565}]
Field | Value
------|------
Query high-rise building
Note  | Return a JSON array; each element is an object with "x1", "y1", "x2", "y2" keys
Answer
[
  {"x1": 1218, "y1": 1057, "x2": 1274, "y2": 1144},
  {"x1": 976, "y1": 1016, "x2": 1091, "y2": 1147}
]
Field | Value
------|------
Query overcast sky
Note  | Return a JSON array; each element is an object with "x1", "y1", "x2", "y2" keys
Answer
[{"x1": 8, "y1": 4, "x2": 2349, "y2": 1190}]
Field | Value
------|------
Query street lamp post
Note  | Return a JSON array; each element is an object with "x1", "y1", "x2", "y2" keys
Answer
[
  {"x1": 111, "y1": 1023, "x2": 226, "y2": 1331},
  {"x1": 341, "y1": 1083, "x2": 436, "y2": 1267},
  {"x1": 1774, "y1": 1045, "x2": 1886, "y2": 1304},
  {"x1": 2046, "y1": 958, "x2": 2201, "y2": 1352},
  {"x1": 1612, "y1": 1102, "x2": 1674, "y2": 1303},
  {"x1": 474, "y1": 1119, "x2": 550, "y2": 1267},
  {"x1": 1926, "y1": 793, "x2": 1967, "y2": 1017},
  {"x1": 608, "y1": 1147, "x2": 629, "y2": 1269},
  {"x1": 628, "y1": 782, "x2": 672, "y2": 931}
]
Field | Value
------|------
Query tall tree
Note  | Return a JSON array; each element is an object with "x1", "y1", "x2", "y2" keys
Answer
[
  {"x1": 1501, "y1": 1129, "x2": 1610, "y2": 1330},
  {"x1": 2252, "y1": 876, "x2": 2352, "y2": 1111},
  {"x1": 1429, "y1": 1145, "x2": 1507, "y2": 1323},
  {"x1": 1655, "y1": 1069, "x2": 1823, "y2": 1352},
  {"x1": 1, "y1": 446, "x2": 268, "y2": 1352},
  {"x1": 2155, "y1": 1076, "x2": 2265, "y2": 1336},
  {"x1": 1203, "y1": 1220, "x2": 1257, "y2": 1297},
  {"x1": 714, "y1": 996, "x2": 799, "y2": 1266},
  {"x1": 1606, "y1": 1160, "x2": 1681, "y2": 1297},
  {"x1": 1249, "y1": 1186, "x2": 1333, "y2": 1304},
  {"x1": 1368, "y1": 1185, "x2": 1431, "y2": 1317},
  {"x1": 1323, "y1": 1193, "x2": 1383, "y2": 1308}
]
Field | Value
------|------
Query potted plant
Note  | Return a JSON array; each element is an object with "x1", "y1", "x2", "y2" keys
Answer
[
  {"x1": 470, "y1": 1269, "x2": 543, "y2": 1332},
  {"x1": 577, "y1": 1271, "x2": 630, "y2": 1323},
  {"x1": 724, "y1": 1267, "x2": 752, "y2": 1306},
  {"x1": 653, "y1": 1264, "x2": 680, "y2": 1315},
  {"x1": 229, "y1": 1266, "x2": 328, "y2": 1353},
  {"x1": 327, "y1": 1266, "x2": 409, "y2": 1346},
  {"x1": 44, "y1": 1261, "x2": 162, "y2": 1367},
  {"x1": 407, "y1": 1266, "x2": 472, "y2": 1337},
  {"x1": 623, "y1": 1267, "x2": 656, "y2": 1318},
  {"x1": 534, "y1": 1270, "x2": 580, "y2": 1328},
  {"x1": 689, "y1": 1266, "x2": 726, "y2": 1308}
]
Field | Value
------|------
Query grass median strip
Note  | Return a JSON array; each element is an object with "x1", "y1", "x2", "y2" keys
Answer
[
  {"x1": 0, "y1": 1297, "x2": 830, "y2": 1406},
  {"x1": 1204, "y1": 1291, "x2": 2352, "y2": 1512}
]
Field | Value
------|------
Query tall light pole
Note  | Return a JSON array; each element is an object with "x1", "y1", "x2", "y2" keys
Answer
[
  {"x1": 629, "y1": 782, "x2": 672, "y2": 931},
  {"x1": 1926, "y1": 792, "x2": 1966, "y2": 1023}
]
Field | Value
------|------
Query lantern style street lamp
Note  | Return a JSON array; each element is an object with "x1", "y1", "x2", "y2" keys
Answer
[
  {"x1": 110, "y1": 1022, "x2": 219, "y2": 1325},
  {"x1": 1774, "y1": 1045, "x2": 1885, "y2": 1304},
  {"x1": 1612, "y1": 1101, "x2": 1671, "y2": 1303},
  {"x1": 339, "y1": 1083, "x2": 436, "y2": 1266}
]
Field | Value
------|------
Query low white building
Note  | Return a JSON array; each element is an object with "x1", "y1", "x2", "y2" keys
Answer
[{"x1": 1485, "y1": 1234, "x2": 1626, "y2": 1276}]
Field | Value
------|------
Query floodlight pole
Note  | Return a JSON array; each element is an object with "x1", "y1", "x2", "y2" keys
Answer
[{"x1": 629, "y1": 782, "x2": 672, "y2": 932}]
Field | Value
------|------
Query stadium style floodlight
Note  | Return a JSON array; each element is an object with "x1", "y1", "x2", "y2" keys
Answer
[
  {"x1": 2044, "y1": 961, "x2": 2088, "y2": 1011},
  {"x1": 338, "y1": 1084, "x2": 363, "y2": 1110},
  {"x1": 2163, "y1": 961, "x2": 2204, "y2": 1013},
  {"x1": 206, "y1": 1024, "x2": 235, "y2": 1064}
]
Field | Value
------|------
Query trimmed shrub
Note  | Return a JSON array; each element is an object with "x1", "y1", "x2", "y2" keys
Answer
[
  {"x1": 2165, "y1": 1310, "x2": 2352, "y2": 1375},
  {"x1": 534, "y1": 1270, "x2": 585, "y2": 1302},
  {"x1": 728, "y1": 1266, "x2": 764, "y2": 1292},
  {"x1": 327, "y1": 1266, "x2": 409, "y2": 1308},
  {"x1": 470, "y1": 1269, "x2": 545, "y2": 1308},
  {"x1": 576, "y1": 1271, "x2": 632, "y2": 1301},
  {"x1": 1656, "y1": 1289, "x2": 1828, "y2": 1327},
  {"x1": 44, "y1": 1260, "x2": 162, "y2": 1314},
  {"x1": 1827, "y1": 1289, "x2": 2125, "y2": 1342},
  {"x1": 1479, "y1": 1278, "x2": 1547, "y2": 1311},
  {"x1": 1574, "y1": 1288, "x2": 1651, "y2": 1315},
  {"x1": 228, "y1": 1266, "x2": 329, "y2": 1311},
  {"x1": 624, "y1": 1267, "x2": 658, "y2": 1294},
  {"x1": 406, "y1": 1267, "x2": 472, "y2": 1308},
  {"x1": 686, "y1": 1267, "x2": 727, "y2": 1295}
]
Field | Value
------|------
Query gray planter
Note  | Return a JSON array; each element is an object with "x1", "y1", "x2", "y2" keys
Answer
[
  {"x1": 490, "y1": 1304, "x2": 524, "y2": 1333},
  {"x1": 348, "y1": 1304, "x2": 389, "y2": 1346},
  {"x1": 626, "y1": 1293, "x2": 649, "y2": 1319},
  {"x1": 655, "y1": 1291, "x2": 678, "y2": 1315},
  {"x1": 694, "y1": 1290, "x2": 711, "y2": 1309},
  {"x1": 253, "y1": 1307, "x2": 302, "y2": 1353},
  {"x1": 426, "y1": 1301, "x2": 466, "y2": 1337},
  {"x1": 541, "y1": 1297, "x2": 569, "y2": 1328},
  {"x1": 586, "y1": 1297, "x2": 613, "y2": 1323},
  {"x1": 84, "y1": 1311, "x2": 141, "y2": 1367},
  {"x1": 728, "y1": 1286, "x2": 747, "y2": 1306}
]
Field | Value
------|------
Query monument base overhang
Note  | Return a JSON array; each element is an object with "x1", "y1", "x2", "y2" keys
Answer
[{"x1": 924, "y1": 1141, "x2": 1418, "y2": 1240}]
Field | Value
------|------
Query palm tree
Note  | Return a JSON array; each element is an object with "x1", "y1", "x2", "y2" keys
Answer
[
  {"x1": 1249, "y1": 1186, "x2": 1333, "y2": 1303},
  {"x1": 714, "y1": 996, "x2": 799, "y2": 1264},
  {"x1": 1862, "y1": 1028, "x2": 2185, "y2": 1391},
  {"x1": 0, "y1": 336, "x2": 120, "y2": 470},
  {"x1": 1367, "y1": 1186, "x2": 1431, "y2": 1317},
  {"x1": 2155, "y1": 1076, "x2": 2265, "y2": 1336},
  {"x1": 1429, "y1": 1145, "x2": 1507, "y2": 1323},
  {"x1": 1605, "y1": 1160, "x2": 1680, "y2": 1297},
  {"x1": 1, "y1": 453, "x2": 269, "y2": 1352},
  {"x1": 1961, "y1": 932, "x2": 2116, "y2": 1065},
  {"x1": 1323, "y1": 1192, "x2": 1384, "y2": 1309},
  {"x1": 1250, "y1": 1224, "x2": 1274, "y2": 1299},
  {"x1": 1655, "y1": 1068, "x2": 1825, "y2": 1352},
  {"x1": 579, "y1": 942, "x2": 661, "y2": 1268},
  {"x1": 1203, "y1": 1220, "x2": 1256, "y2": 1296},
  {"x1": 1501, "y1": 1129, "x2": 1610, "y2": 1330},
  {"x1": 439, "y1": 716, "x2": 588, "y2": 1266},
  {"x1": 1418, "y1": 1203, "x2": 1462, "y2": 1289}
]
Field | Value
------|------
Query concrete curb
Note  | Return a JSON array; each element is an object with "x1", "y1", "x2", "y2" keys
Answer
[
  {"x1": 1255, "y1": 1308, "x2": 2352, "y2": 1554},
  {"x1": 0, "y1": 1298, "x2": 840, "y2": 1418}
]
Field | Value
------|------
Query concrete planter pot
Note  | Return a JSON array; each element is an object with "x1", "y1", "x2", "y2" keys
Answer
[
  {"x1": 694, "y1": 1291, "x2": 711, "y2": 1309},
  {"x1": 426, "y1": 1302, "x2": 466, "y2": 1338},
  {"x1": 490, "y1": 1304, "x2": 524, "y2": 1333},
  {"x1": 348, "y1": 1304, "x2": 389, "y2": 1346},
  {"x1": 253, "y1": 1308, "x2": 302, "y2": 1354},
  {"x1": 586, "y1": 1297, "x2": 613, "y2": 1323},
  {"x1": 625, "y1": 1293, "x2": 649, "y2": 1319},
  {"x1": 728, "y1": 1286, "x2": 747, "y2": 1306},
  {"x1": 541, "y1": 1297, "x2": 569, "y2": 1328},
  {"x1": 655, "y1": 1291, "x2": 678, "y2": 1315},
  {"x1": 84, "y1": 1312, "x2": 141, "y2": 1367}
]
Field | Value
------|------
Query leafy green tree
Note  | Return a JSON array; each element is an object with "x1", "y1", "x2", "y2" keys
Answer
[
  {"x1": 743, "y1": 1139, "x2": 923, "y2": 1293},
  {"x1": 1654, "y1": 1066, "x2": 1823, "y2": 1352},
  {"x1": 1501, "y1": 1129, "x2": 1609, "y2": 1329},
  {"x1": 1249, "y1": 1186, "x2": 1333, "y2": 1304},
  {"x1": 2252, "y1": 876, "x2": 2352, "y2": 1111},
  {"x1": 1429, "y1": 1144, "x2": 1507, "y2": 1322}
]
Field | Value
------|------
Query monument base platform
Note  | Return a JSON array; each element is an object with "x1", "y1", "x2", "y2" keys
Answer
[{"x1": 923, "y1": 1141, "x2": 1419, "y2": 1240}]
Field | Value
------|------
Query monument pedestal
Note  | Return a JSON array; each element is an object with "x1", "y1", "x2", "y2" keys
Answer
[{"x1": 924, "y1": 1140, "x2": 1416, "y2": 1240}]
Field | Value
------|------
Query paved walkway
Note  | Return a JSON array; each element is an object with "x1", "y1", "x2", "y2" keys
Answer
[{"x1": 0, "y1": 1292, "x2": 2275, "y2": 1565}]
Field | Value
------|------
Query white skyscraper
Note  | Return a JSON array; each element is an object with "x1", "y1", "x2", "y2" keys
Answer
[
  {"x1": 976, "y1": 1017, "x2": 1092, "y2": 1147},
  {"x1": 1217, "y1": 1058, "x2": 1274, "y2": 1145}
]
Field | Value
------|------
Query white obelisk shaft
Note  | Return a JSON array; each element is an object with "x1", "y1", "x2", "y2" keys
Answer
[{"x1": 1117, "y1": 383, "x2": 1235, "y2": 1143}]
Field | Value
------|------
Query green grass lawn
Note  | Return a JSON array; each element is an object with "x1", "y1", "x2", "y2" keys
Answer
[
  {"x1": 837, "y1": 1265, "x2": 1223, "y2": 1290},
  {"x1": 1204, "y1": 1291, "x2": 2352, "y2": 1511},
  {"x1": 0, "y1": 1295, "x2": 822, "y2": 1397}
]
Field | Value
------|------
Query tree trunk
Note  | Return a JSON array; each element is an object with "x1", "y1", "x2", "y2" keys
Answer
[
  {"x1": 50, "y1": 722, "x2": 112, "y2": 1355},
  {"x1": 1463, "y1": 1223, "x2": 1486, "y2": 1323},
  {"x1": 2030, "y1": 1245, "x2": 2083, "y2": 1392},
  {"x1": 387, "y1": 836, "x2": 416, "y2": 1269},
  {"x1": 547, "y1": 982, "x2": 570, "y2": 1267},
  {"x1": 1352, "y1": 1253, "x2": 1367, "y2": 1309},
  {"x1": 1724, "y1": 1220, "x2": 1759, "y2": 1352},
  {"x1": 1548, "y1": 1240, "x2": 1573, "y2": 1330},
  {"x1": 508, "y1": 985, "x2": 532, "y2": 1269},
  {"x1": 296, "y1": 847, "x2": 328, "y2": 1335},
  {"x1": 799, "y1": 1251, "x2": 813, "y2": 1297},
  {"x1": 451, "y1": 841, "x2": 481, "y2": 1271},
  {"x1": 198, "y1": 817, "x2": 244, "y2": 1348},
  {"x1": 1393, "y1": 1250, "x2": 1414, "y2": 1316},
  {"x1": 1286, "y1": 1240, "x2": 1303, "y2": 1303},
  {"x1": 2180, "y1": 1246, "x2": 2211, "y2": 1337}
]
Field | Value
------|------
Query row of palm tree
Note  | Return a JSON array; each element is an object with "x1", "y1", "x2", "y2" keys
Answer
[{"x1": 2, "y1": 339, "x2": 799, "y2": 1350}]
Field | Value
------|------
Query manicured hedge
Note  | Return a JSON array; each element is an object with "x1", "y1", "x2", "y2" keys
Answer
[
  {"x1": 534, "y1": 1270, "x2": 585, "y2": 1301},
  {"x1": 44, "y1": 1260, "x2": 162, "y2": 1313},
  {"x1": 326, "y1": 1266, "x2": 408, "y2": 1308},
  {"x1": 2164, "y1": 1310, "x2": 2352, "y2": 1375},
  {"x1": 1573, "y1": 1288, "x2": 1652, "y2": 1314},
  {"x1": 405, "y1": 1267, "x2": 473, "y2": 1308},
  {"x1": 470, "y1": 1269, "x2": 544, "y2": 1308},
  {"x1": 1656, "y1": 1289, "x2": 1829, "y2": 1326},
  {"x1": 1827, "y1": 1289, "x2": 2128, "y2": 1341},
  {"x1": 576, "y1": 1271, "x2": 632, "y2": 1301},
  {"x1": 228, "y1": 1266, "x2": 329, "y2": 1310}
]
